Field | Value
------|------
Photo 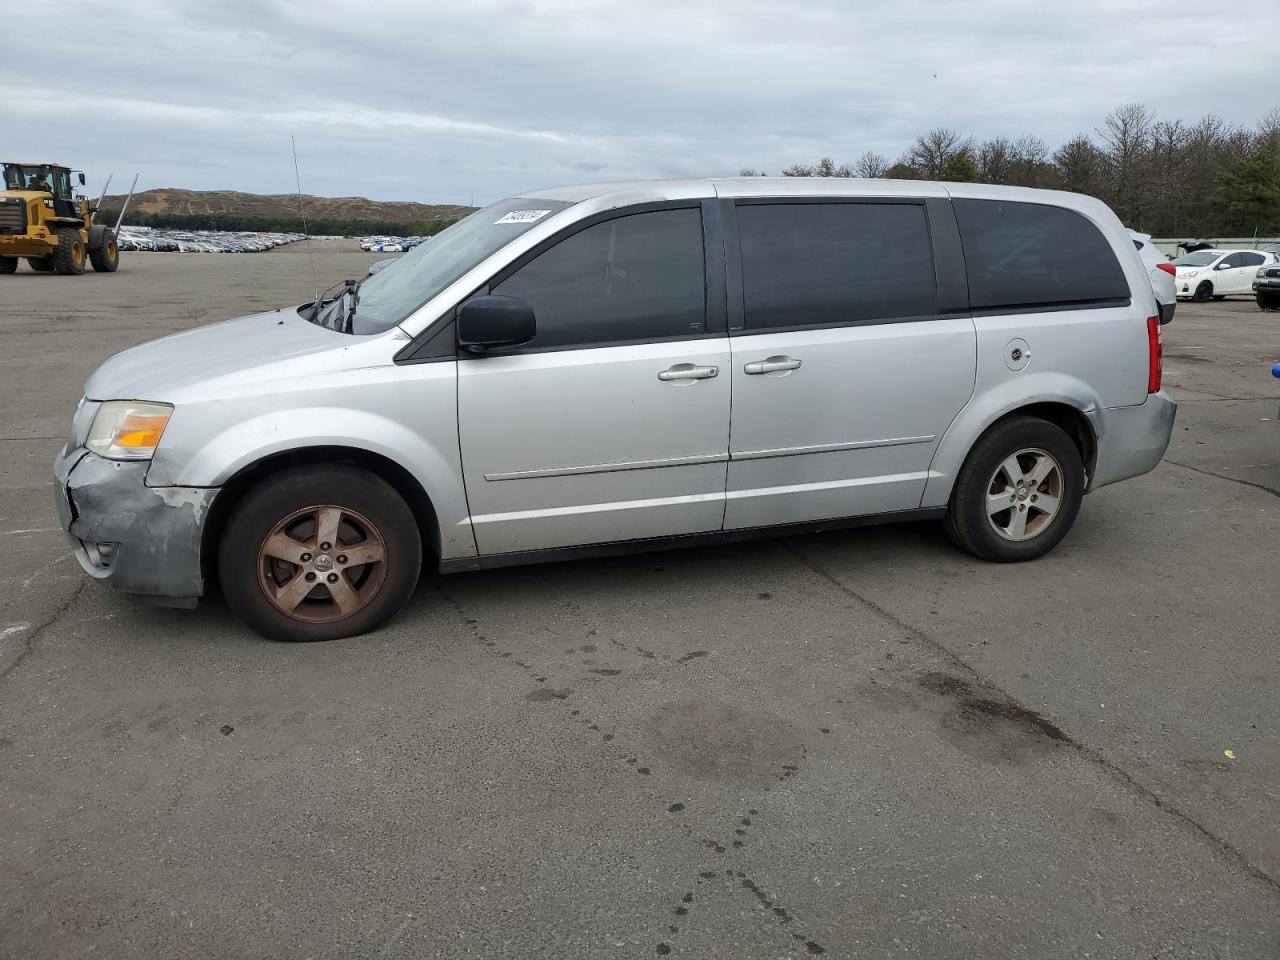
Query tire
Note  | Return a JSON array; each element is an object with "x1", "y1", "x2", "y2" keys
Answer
[
  {"x1": 27, "y1": 256, "x2": 54, "y2": 272},
  {"x1": 218, "y1": 464, "x2": 422, "y2": 642},
  {"x1": 0, "y1": 257, "x2": 16, "y2": 274},
  {"x1": 88, "y1": 226, "x2": 119, "y2": 272},
  {"x1": 53, "y1": 229, "x2": 86, "y2": 275},
  {"x1": 1192, "y1": 281, "x2": 1213, "y2": 302},
  {"x1": 944, "y1": 416, "x2": 1085, "y2": 563},
  {"x1": 1259, "y1": 293, "x2": 1280, "y2": 311}
]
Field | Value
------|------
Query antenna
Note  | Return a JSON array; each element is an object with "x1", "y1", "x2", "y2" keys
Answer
[{"x1": 292, "y1": 134, "x2": 318, "y2": 291}]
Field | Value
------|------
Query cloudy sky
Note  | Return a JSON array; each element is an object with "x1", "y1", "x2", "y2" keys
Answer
[{"x1": 3, "y1": 1, "x2": 1276, "y2": 205}]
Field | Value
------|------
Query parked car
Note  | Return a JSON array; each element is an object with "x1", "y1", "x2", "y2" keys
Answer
[
  {"x1": 1173, "y1": 249, "x2": 1277, "y2": 301},
  {"x1": 1130, "y1": 230, "x2": 1175, "y2": 324},
  {"x1": 54, "y1": 179, "x2": 1176, "y2": 642},
  {"x1": 1254, "y1": 262, "x2": 1280, "y2": 310}
]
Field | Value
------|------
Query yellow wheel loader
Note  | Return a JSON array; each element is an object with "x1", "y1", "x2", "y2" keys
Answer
[{"x1": 0, "y1": 162, "x2": 124, "y2": 275}]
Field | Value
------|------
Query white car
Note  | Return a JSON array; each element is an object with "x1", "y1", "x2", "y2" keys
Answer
[
  {"x1": 1130, "y1": 230, "x2": 1175, "y2": 324},
  {"x1": 1173, "y1": 249, "x2": 1277, "y2": 301}
]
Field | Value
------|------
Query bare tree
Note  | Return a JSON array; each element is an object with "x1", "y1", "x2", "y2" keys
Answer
[
  {"x1": 1053, "y1": 135, "x2": 1101, "y2": 196},
  {"x1": 781, "y1": 163, "x2": 814, "y2": 177},
  {"x1": 1096, "y1": 102, "x2": 1155, "y2": 223},
  {"x1": 904, "y1": 128, "x2": 973, "y2": 179},
  {"x1": 853, "y1": 150, "x2": 889, "y2": 178},
  {"x1": 977, "y1": 137, "x2": 1015, "y2": 184}
]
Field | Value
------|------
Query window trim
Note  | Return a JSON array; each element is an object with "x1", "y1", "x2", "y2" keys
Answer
[{"x1": 726, "y1": 196, "x2": 944, "y2": 335}]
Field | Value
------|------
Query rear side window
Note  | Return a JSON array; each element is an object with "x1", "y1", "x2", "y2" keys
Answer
[
  {"x1": 493, "y1": 207, "x2": 705, "y2": 349},
  {"x1": 953, "y1": 199, "x2": 1130, "y2": 310},
  {"x1": 735, "y1": 202, "x2": 935, "y2": 330}
]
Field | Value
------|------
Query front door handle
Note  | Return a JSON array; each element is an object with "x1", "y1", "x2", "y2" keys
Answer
[
  {"x1": 659, "y1": 363, "x2": 719, "y2": 382},
  {"x1": 744, "y1": 356, "x2": 802, "y2": 375}
]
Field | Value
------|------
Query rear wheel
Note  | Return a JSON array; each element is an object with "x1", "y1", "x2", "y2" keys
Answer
[
  {"x1": 218, "y1": 464, "x2": 422, "y2": 642},
  {"x1": 0, "y1": 257, "x2": 16, "y2": 274},
  {"x1": 1192, "y1": 281, "x2": 1213, "y2": 302},
  {"x1": 54, "y1": 230, "x2": 85, "y2": 275},
  {"x1": 945, "y1": 416, "x2": 1085, "y2": 563},
  {"x1": 88, "y1": 226, "x2": 119, "y2": 272},
  {"x1": 27, "y1": 256, "x2": 54, "y2": 272}
]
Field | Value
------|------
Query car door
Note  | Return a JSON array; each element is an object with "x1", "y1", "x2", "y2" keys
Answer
[
  {"x1": 1237, "y1": 252, "x2": 1266, "y2": 293},
  {"x1": 1215, "y1": 252, "x2": 1248, "y2": 294},
  {"x1": 457, "y1": 203, "x2": 731, "y2": 555},
  {"x1": 722, "y1": 198, "x2": 976, "y2": 530}
]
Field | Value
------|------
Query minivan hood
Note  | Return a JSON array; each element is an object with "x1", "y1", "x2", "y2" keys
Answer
[{"x1": 84, "y1": 309, "x2": 349, "y2": 401}]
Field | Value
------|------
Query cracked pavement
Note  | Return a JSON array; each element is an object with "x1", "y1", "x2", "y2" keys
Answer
[{"x1": 2, "y1": 244, "x2": 1278, "y2": 958}]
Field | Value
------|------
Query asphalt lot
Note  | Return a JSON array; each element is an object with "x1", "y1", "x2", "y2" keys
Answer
[{"x1": 2, "y1": 242, "x2": 1278, "y2": 959}]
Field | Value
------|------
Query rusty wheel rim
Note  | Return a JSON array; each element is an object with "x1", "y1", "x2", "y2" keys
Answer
[
  {"x1": 256, "y1": 504, "x2": 388, "y2": 623},
  {"x1": 106, "y1": 240, "x2": 117, "y2": 261},
  {"x1": 73, "y1": 242, "x2": 84, "y2": 266}
]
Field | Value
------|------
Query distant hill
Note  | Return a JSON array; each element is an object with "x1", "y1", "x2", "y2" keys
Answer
[{"x1": 100, "y1": 188, "x2": 474, "y2": 225}]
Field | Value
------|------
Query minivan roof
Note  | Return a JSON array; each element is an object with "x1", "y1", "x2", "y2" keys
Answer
[{"x1": 519, "y1": 176, "x2": 1106, "y2": 210}]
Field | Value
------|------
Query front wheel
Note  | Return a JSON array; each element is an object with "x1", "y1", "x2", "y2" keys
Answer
[
  {"x1": 945, "y1": 416, "x2": 1085, "y2": 563},
  {"x1": 1258, "y1": 292, "x2": 1280, "y2": 311},
  {"x1": 0, "y1": 257, "x2": 16, "y2": 274},
  {"x1": 27, "y1": 256, "x2": 54, "y2": 272},
  {"x1": 89, "y1": 227, "x2": 119, "y2": 272},
  {"x1": 1193, "y1": 281, "x2": 1213, "y2": 302},
  {"x1": 54, "y1": 229, "x2": 85, "y2": 275},
  {"x1": 218, "y1": 465, "x2": 423, "y2": 642}
]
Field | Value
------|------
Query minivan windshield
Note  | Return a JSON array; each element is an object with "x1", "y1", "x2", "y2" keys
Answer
[
  {"x1": 319, "y1": 197, "x2": 571, "y2": 335},
  {"x1": 1172, "y1": 251, "x2": 1220, "y2": 267}
]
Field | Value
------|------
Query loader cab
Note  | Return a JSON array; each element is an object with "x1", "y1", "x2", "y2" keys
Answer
[{"x1": 1, "y1": 163, "x2": 83, "y2": 220}]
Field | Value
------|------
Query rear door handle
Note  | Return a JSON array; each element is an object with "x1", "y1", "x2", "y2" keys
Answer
[
  {"x1": 658, "y1": 363, "x2": 719, "y2": 382},
  {"x1": 744, "y1": 356, "x2": 802, "y2": 375}
]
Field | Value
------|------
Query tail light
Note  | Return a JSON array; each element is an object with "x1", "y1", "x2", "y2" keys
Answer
[
  {"x1": 1146, "y1": 316, "x2": 1162, "y2": 393},
  {"x1": 1156, "y1": 262, "x2": 1176, "y2": 276}
]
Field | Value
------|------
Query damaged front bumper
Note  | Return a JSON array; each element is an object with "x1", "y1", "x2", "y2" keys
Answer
[{"x1": 53, "y1": 447, "x2": 218, "y2": 608}]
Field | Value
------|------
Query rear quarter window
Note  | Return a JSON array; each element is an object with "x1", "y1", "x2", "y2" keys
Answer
[{"x1": 954, "y1": 199, "x2": 1130, "y2": 310}]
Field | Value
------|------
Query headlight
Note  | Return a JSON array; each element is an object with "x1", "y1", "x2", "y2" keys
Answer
[
  {"x1": 1259, "y1": 267, "x2": 1268, "y2": 278},
  {"x1": 1185, "y1": 270, "x2": 1198, "y2": 279},
  {"x1": 85, "y1": 401, "x2": 173, "y2": 460}
]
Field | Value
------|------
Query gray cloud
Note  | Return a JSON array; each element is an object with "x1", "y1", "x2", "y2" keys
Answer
[{"x1": 4, "y1": 0, "x2": 1275, "y2": 204}]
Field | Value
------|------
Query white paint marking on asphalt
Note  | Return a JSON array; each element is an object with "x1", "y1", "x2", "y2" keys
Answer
[
  {"x1": 0, "y1": 623, "x2": 32, "y2": 641},
  {"x1": 1, "y1": 527, "x2": 60, "y2": 537},
  {"x1": 21, "y1": 553, "x2": 70, "y2": 590}
]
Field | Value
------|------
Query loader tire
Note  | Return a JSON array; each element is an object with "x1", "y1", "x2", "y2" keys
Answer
[
  {"x1": 54, "y1": 230, "x2": 86, "y2": 275},
  {"x1": 89, "y1": 227, "x2": 119, "y2": 272}
]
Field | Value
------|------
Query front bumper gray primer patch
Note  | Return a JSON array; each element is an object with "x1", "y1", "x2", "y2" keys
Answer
[{"x1": 63, "y1": 454, "x2": 217, "y2": 605}]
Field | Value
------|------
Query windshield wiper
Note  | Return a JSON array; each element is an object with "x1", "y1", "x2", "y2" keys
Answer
[
  {"x1": 342, "y1": 280, "x2": 362, "y2": 333},
  {"x1": 307, "y1": 278, "x2": 358, "y2": 329}
]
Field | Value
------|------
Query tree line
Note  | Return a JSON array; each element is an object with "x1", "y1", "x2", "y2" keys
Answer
[
  {"x1": 739, "y1": 103, "x2": 1280, "y2": 237},
  {"x1": 91, "y1": 210, "x2": 461, "y2": 238}
]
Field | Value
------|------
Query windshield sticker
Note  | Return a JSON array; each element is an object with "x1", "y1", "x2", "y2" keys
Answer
[{"x1": 495, "y1": 209, "x2": 552, "y2": 225}]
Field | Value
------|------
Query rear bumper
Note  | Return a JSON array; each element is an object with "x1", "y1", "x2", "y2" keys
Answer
[
  {"x1": 1090, "y1": 391, "x2": 1177, "y2": 491},
  {"x1": 53, "y1": 448, "x2": 217, "y2": 606}
]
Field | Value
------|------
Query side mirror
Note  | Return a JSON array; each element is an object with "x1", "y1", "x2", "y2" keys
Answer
[
  {"x1": 78, "y1": 173, "x2": 86, "y2": 186},
  {"x1": 457, "y1": 295, "x2": 536, "y2": 353}
]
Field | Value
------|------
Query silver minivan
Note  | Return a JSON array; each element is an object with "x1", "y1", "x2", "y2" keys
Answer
[{"x1": 53, "y1": 178, "x2": 1176, "y2": 641}]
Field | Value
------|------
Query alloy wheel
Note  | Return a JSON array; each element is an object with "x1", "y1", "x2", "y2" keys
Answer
[
  {"x1": 985, "y1": 448, "x2": 1064, "y2": 542},
  {"x1": 256, "y1": 504, "x2": 388, "y2": 623}
]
